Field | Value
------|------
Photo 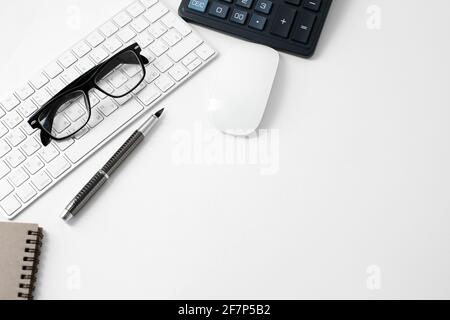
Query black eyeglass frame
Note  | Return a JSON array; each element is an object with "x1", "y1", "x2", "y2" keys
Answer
[{"x1": 28, "y1": 42, "x2": 149, "y2": 146}]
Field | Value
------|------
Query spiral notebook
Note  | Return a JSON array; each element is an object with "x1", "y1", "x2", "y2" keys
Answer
[{"x1": 0, "y1": 222, "x2": 44, "y2": 300}]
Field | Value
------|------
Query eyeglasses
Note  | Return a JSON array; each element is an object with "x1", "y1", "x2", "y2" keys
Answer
[{"x1": 28, "y1": 43, "x2": 149, "y2": 146}]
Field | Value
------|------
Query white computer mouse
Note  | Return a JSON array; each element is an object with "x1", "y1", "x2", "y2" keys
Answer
[{"x1": 207, "y1": 42, "x2": 279, "y2": 136}]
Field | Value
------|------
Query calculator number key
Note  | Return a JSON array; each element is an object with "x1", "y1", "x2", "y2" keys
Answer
[
  {"x1": 230, "y1": 9, "x2": 248, "y2": 25},
  {"x1": 255, "y1": 0, "x2": 272, "y2": 14},
  {"x1": 236, "y1": 0, "x2": 253, "y2": 9},
  {"x1": 208, "y1": 2, "x2": 230, "y2": 19}
]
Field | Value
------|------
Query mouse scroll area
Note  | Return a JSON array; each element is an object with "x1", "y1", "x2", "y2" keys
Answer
[{"x1": 206, "y1": 42, "x2": 279, "y2": 137}]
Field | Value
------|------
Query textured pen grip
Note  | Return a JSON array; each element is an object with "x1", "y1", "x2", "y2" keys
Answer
[
  {"x1": 102, "y1": 131, "x2": 144, "y2": 175},
  {"x1": 69, "y1": 171, "x2": 108, "y2": 215}
]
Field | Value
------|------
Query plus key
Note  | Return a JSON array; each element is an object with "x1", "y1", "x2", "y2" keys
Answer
[{"x1": 270, "y1": 6, "x2": 296, "y2": 38}]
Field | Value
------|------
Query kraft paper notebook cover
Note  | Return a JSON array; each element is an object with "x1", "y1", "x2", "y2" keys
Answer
[{"x1": 0, "y1": 222, "x2": 43, "y2": 300}]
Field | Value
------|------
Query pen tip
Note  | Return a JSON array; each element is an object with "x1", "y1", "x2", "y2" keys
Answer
[{"x1": 154, "y1": 108, "x2": 164, "y2": 118}]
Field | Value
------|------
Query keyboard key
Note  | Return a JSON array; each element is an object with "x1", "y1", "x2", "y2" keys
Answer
[
  {"x1": 100, "y1": 21, "x2": 119, "y2": 38},
  {"x1": 182, "y1": 53, "x2": 197, "y2": 66},
  {"x1": 4, "y1": 111, "x2": 22, "y2": 129},
  {"x1": 230, "y1": 9, "x2": 248, "y2": 25},
  {"x1": 98, "y1": 99, "x2": 118, "y2": 117},
  {"x1": 0, "y1": 161, "x2": 11, "y2": 179},
  {"x1": 39, "y1": 144, "x2": 59, "y2": 163},
  {"x1": 73, "y1": 41, "x2": 92, "y2": 58},
  {"x1": 270, "y1": 6, "x2": 296, "y2": 38},
  {"x1": 47, "y1": 157, "x2": 71, "y2": 178},
  {"x1": 144, "y1": 66, "x2": 160, "y2": 83},
  {"x1": 127, "y1": 1, "x2": 146, "y2": 17},
  {"x1": 172, "y1": 19, "x2": 192, "y2": 37},
  {"x1": 292, "y1": 10, "x2": 316, "y2": 43},
  {"x1": 137, "y1": 31, "x2": 154, "y2": 48},
  {"x1": 17, "y1": 100, "x2": 38, "y2": 118},
  {"x1": 65, "y1": 100, "x2": 143, "y2": 163},
  {"x1": 21, "y1": 137, "x2": 41, "y2": 156},
  {"x1": 59, "y1": 51, "x2": 77, "y2": 68},
  {"x1": 0, "y1": 180, "x2": 14, "y2": 200},
  {"x1": 0, "y1": 140, "x2": 12, "y2": 158},
  {"x1": 30, "y1": 73, "x2": 49, "y2": 90},
  {"x1": 86, "y1": 31, "x2": 105, "y2": 47},
  {"x1": 16, "y1": 183, "x2": 37, "y2": 203},
  {"x1": 167, "y1": 34, "x2": 203, "y2": 62},
  {"x1": 87, "y1": 109, "x2": 104, "y2": 128},
  {"x1": 148, "y1": 21, "x2": 167, "y2": 39},
  {"x1": 249, "y1": 14, "x2": 267, "y2": 30},
  {"x1": 188, "y1": 0, "x2": 208, "y2": 13},
  {"x1": 0, "y1": 123, "x2": 7, "y2": 138},
  {"x1": 255, "y1": 0, "x2": 272, "y2": 14},
  {"x1": 153, "y1": 55, "x2": 173, "y2": 72},
  {"x1": 117, "y1": 26, "x2": 136, "y2": 43},
  {"x1": 114, "y1": 11, "x2": 132, "y2": 27},
  {"x1": 5, "y1": 149, "x2": 26, "y2": 168},
  {"x1": 144, "y1": 2, "x2": 169, "y2": 22},
  {"x1": 137, "y1": 84, "x2": 161, "y2": 105},
  {"x1": 24, "y1": 156, "x2": 44, "y2": 175},
  {"x1": 0, "y1": 195, "x2": 21, "y2": 215},
  {"x1": 33, "y1": 89, "x2": 51, "y2": 107},
  {"x1": 304, "y1": 0, "x2": 321, "y2": 11},
  {"x1": 61, "y1": 68, "x2": 80, "y2": 84},
  {"x1": 31, "y1": 171, "x2": 52, "y2": 191},
  {"x1": 195, "y1": 44, "x2": 215, "y2": 60},
  {"x1": 16, "y1": 84, "x2": 35, "y2": 101},
  {"x1": 236, "y1": 0, "x2": 253, "y2": 9},
  {"x1": 187, "y1": 58, "x2": 202, "y2": 71},
  {"x1": 91, "y1": 47, "x2": 109, "y2": 64},
  {"x1": 154, "y1": 74, "x2": 175, "y2": 92},
  {"x1": 9, "y1": 168, "x2": 29, "y2": 187},
  {"x1": 6, "y1": 129, "x2": 26, "y2": 147},
  {"x1": 104, "y1": 36, "x2": 123, "y2": 53},
  {"x1": 141, "y1": 0, "x2": 158, "y2": 8},
  {"x1": 131, "y1": 15, "x2": 150, "y2": 33},
  {"x1": 75, "y1": 57, "x2": 95, "y2": 74},
  {"x1": 149, "y1": 39, "x2": 169, "y2": 56},
  {"x1": 1, "y1": 95, "x2": 20, "y2": 111},
  {"x1": 44, "y1": 62, "x2": 64, "y2": 79},
  {"x1": 168, "y1": 64, "x2": 188, "y2": 81},
  {"x1": 162, "y1": 29, "x2": 182, "y2": 46},
  {"x1": 54, "y1": 138, "x2": 75, "y2": 151},
  {"x1": 208, "y1": 2, "x2": 229, "y2": 19}
]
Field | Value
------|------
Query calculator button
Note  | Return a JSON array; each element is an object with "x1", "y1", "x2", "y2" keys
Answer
[
  {"x1": 292, "y1": 10, "x2": 316, "y2": 43},
  {"x1": 304, "y1": 0, "x2": 321, "y2": 12},
  {"x1": 230, "y1": 9, "x2": 248, "y2": 25},
  {"x1": 188, "y1": 0, "x2": 209, "y2": 13},
  {"x1": 236, "y1": 0, "x2": 253, "y2": 9},
  {"x1": 285, "y1": 0, "x2": 301, "y2": 5},
  {"x1": 270, "y1": 6, "x2": 296, "y2": 38},
  {"x1": 208, "y1": 2, "x2": 230, "y2": 19},
  {"x1": 254, "y1": 0, "x2": 272, "y2": 14},
  {"x1": 248, "y1": 14, "x2": 267, "y2": 30}
]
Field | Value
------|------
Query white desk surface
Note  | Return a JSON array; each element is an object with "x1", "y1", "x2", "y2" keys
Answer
[{"x1": 1, "y1": 0, "x2": 449, "y2": 299}]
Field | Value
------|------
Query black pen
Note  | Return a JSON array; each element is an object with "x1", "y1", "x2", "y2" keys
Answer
[{"x1": 60, "y1": 108, "x2": 164, "y2": 222}]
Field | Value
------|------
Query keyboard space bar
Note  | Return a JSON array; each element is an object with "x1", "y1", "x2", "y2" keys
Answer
[{"x1": 65, "y1": 100, "x2": 144, "y2": 163}]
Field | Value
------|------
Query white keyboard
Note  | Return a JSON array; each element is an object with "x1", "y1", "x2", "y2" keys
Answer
[{"x1": 0, "y1": 0, "x2": 216, "y2": 219}]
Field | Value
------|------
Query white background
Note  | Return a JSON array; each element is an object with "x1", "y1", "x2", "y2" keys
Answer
[{"x1": 1, "y1": 0, "x2": 450, "y2": 299}]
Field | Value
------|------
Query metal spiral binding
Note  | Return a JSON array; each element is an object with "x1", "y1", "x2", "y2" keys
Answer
[{"x1": 18, "y1": 229, "x2": 44, "y2": 300}]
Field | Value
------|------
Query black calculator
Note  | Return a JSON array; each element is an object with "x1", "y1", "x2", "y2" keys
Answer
[{"x1": 178, "y1": 0, "x2": 332, "y2": 58}]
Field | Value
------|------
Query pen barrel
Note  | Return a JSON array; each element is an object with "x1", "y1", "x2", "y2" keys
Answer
[
  {"x1": 67, "y1": 171, "x2": 109, "y2": 216},
  {"x1": 101, "y1": 131, "x2": 144, "y2": 176}
]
